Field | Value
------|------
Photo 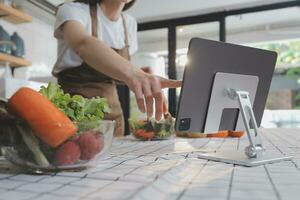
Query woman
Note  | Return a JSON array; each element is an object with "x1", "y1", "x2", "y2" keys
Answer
[{"x1": 52, "y1": 0, "x2": 181, "y2": 136}]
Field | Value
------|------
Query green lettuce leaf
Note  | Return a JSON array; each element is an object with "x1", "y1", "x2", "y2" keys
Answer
[{"x1": 39, "y1": 83, "x2": 111, "y2": 123}]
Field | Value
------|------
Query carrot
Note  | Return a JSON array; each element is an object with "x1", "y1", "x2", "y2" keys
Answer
[
  {"x1": 176, "y1": 132, "x2": 207, "y2": 138},
  {"x1": 229, "y1": 130, "x2": 245, "y2": 138},
  {"x1": 8, "y1": 87, "x2": 77, "y2": 147},
  {"x1": 207, "y1": 130, "x2": 229, "y2": 138},
  {"x1": 134, "y1": 129, "x2": 154, "y2": 140}
]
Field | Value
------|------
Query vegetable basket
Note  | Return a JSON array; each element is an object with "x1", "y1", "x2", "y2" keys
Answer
[
  {"x1": 1, "y1": 120, "x2": 114, "y2": 173},
  {"x1": 0, "y1": 83, "x2": 114, "y2": 173}
]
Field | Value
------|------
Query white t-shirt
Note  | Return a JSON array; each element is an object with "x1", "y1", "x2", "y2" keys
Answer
[{"x1": 52, "y1": 2, "x2": 138, "y2": 75}]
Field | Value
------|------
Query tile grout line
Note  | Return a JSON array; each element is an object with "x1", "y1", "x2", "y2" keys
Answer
[
  {"x1": 99, "y1": 141, "x2": 171, "y2": 166},
  {"x1": 269, "y1": 129, "x2": 299, "y2": 148},
  {"x1": 25, "y1": 169, "x2": 106, "y2": 200},
  {"x1": 261, "y1": 131, "x2": 300, "y2": 172},
  {"x1": 291, "y1": 160, "x2": 300, "y2": 171},
  {"x1": 262, "y1": 129, "x2": 299, "y2": 152},
  {"x1": 226, "y1": 166, "x2": 235, "y2": 200},
  {"x1": 104, "y1": 140, "x2": 165, "y2": 160},
  {"x1": 2, "y1": 174, "x2": 52, "y2": 198},
  {"x1": 55, "y1": 141, "x2": 181, "y2": 182},
  {"x1": 226, "y1": 135, "x2": 239, "y2": 200},
  {"x1": 124, "y1": 138, "x2": 212, "y2": 200},
  {"x1": 28, "y1": 175, "x2": 88, "y2": 200},
  {"x1": 124, "y1": 160, "x2": 182, "y2": 200},
  {"x1": 264, "y1": 165, "x2": 282, "y2": 200},
  {"x1": 79, "y1": 153, "x2": 169, "y2": 200},
  {"x1": 176, "y1": 161, "x2": 208, "y2": 200}
]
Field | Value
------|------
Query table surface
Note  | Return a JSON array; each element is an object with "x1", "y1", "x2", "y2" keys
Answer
[{"x1": 0, "y1": 128, "x2": 299, "y2": 200}]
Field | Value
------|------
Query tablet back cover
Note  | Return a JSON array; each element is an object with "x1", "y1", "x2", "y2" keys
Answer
[{"x1": 176, "y1": 38, "x2": 277, "y2": 132}]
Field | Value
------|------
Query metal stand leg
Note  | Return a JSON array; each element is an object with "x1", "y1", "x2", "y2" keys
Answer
[{"x1": 197, "y1": 89, "x2": 293, "y2": 167}]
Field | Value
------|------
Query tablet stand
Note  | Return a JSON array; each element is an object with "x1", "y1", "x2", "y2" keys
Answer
[{"x1": 198, "y1": 73, "x2": 293, "y2": 167}]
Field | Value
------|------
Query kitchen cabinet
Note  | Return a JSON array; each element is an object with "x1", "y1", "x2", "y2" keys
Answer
[
  {"x1": 0, "y1": 3, "x2": 32, "y2": 24},
  {"x1": 0, "y1": 53, "x2": 31, "y2": 67},
  {"x1": 0, "y1": 3, "x2": 32, "y2": 75}
]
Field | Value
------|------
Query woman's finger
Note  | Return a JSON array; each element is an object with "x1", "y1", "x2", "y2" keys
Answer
[
  {"x1": 160, "y1": 77, "x2": 182, "y2": 88},
  {"x1": 142, "y1": 80, "x2": 154, "y2": 118},
  {"x1": 162, "y1": 94, "x2": 168, "y2": 114},
  {"x1": 153, "y1": 92, "x2": 163, "y2": 121},
  {"x1": 151, "y1": 78, "x2": 163, "y2": 121},
  {"x1": 133, "y1": 84, "x2": 145, "y2": 113}
]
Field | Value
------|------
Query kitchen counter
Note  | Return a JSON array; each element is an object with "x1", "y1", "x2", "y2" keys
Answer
[{"x1": 0, "y1": 128, "x2": 299, "y2": 200}]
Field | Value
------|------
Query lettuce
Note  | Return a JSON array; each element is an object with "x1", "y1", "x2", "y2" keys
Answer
[{"x1": 39, "y1": 83, "x2": 111, "y2": 123}]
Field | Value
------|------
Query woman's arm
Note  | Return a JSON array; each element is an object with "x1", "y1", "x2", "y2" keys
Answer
[{"x1": 61, "y1": 20, "x2": 181, "y2": 120}]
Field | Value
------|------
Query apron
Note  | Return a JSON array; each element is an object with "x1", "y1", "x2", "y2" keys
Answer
[{"x1": 57, "y1": 3, "x2": 130, "y2": 137}]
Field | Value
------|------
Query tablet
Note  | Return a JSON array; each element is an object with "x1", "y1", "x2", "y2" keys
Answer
[{"x1": 175, "y1": 38, "x2": 277, "y2": 133}]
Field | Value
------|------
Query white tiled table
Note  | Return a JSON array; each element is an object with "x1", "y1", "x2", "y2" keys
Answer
[{"x1": 0, "y1": 128, "x2": 299, "y2": 200}]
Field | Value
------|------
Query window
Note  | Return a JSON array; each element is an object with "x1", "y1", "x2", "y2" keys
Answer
[
  {"x1": 176, "y1": 22, "x2": 220, "y2": 105},
  {"x1": 226, "y1": 7, "x2": 300, "y2": 128}
]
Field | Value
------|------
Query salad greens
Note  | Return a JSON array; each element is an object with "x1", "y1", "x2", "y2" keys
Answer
[
  {"x1": 130, "y1": 116, "x2": 175, "y2": 140},
  {"x1": 156, "y1": 130, "x2": 170, "y2": 138},
  {"x1": 39, "y1": 83, "x2": 111, "y2": 123}
]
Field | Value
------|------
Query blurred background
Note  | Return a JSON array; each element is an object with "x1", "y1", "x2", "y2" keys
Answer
[{"x1": 1, "y1": 0, "x2": 300, "y2": 128}]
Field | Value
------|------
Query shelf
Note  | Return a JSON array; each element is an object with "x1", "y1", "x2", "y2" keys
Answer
[
  {"x1": 0, "y1": 53, "x2": 31, "y2": 67},
  {"x1": 0, "y1": 3, "x2": 32, "y2": 24}
]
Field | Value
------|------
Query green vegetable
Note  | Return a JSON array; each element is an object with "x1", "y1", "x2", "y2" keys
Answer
[
  {"x1": 153, "y1": 122, "x2": 162, "y2": 133},
  {"x1": 39, "y1": 83, "x2": 111, "y2": 124},
  {"x1": 130, "y1": 118, "x2": 174, "y2": 139},
  {"x1": 16, "y1": 125, "x2": 49, "y2": 167},
  {"x1": 76, "y1": 120, "x2": 102, "y2": 133},
  {"x1": 129, "y1": 119, "x2": 146, "y2": 130},
  {"x1": 156, "y1": 130, "x2": 171, "y2": 138}
]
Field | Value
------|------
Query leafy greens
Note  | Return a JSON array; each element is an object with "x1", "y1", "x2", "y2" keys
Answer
[{"x1": 39, "y1": 83, "x2": 111, "y2": 123}]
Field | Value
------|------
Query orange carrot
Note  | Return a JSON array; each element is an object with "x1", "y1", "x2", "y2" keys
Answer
[
  {"x1": 176, "y1": 132, "x2": 207, "y2": 138},
  {"x1": 207, "y1": 130, "x2": 229, "y2": 138},
  {"x1": 8, "y1": 87, "x2": 77, "y2": 147},
  {"x1": 134, "y1": 129, "x2": 154, "y2": 140},
  {"x1": 229, "y1": 130, "x2": 245, "y2": 138}
]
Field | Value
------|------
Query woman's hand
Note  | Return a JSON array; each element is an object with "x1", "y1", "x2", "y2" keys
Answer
[
  {"x1": 126, "y1": 68, "x2": 181, "y2": 121},
  {"x1": 141, "y1": 66, "x2": 168, "y2": 116},
  {"x1": 61, "y1": 21, "x2": 181, "y2": 120}
]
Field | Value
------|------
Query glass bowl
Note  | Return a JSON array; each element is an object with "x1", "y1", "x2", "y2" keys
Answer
[
  {"x1": 1, "y1": 120, "x2": 114, "y2": 173},
  {"x1": 129, "y1": 115, "x2": 175, "y2": 141}
]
